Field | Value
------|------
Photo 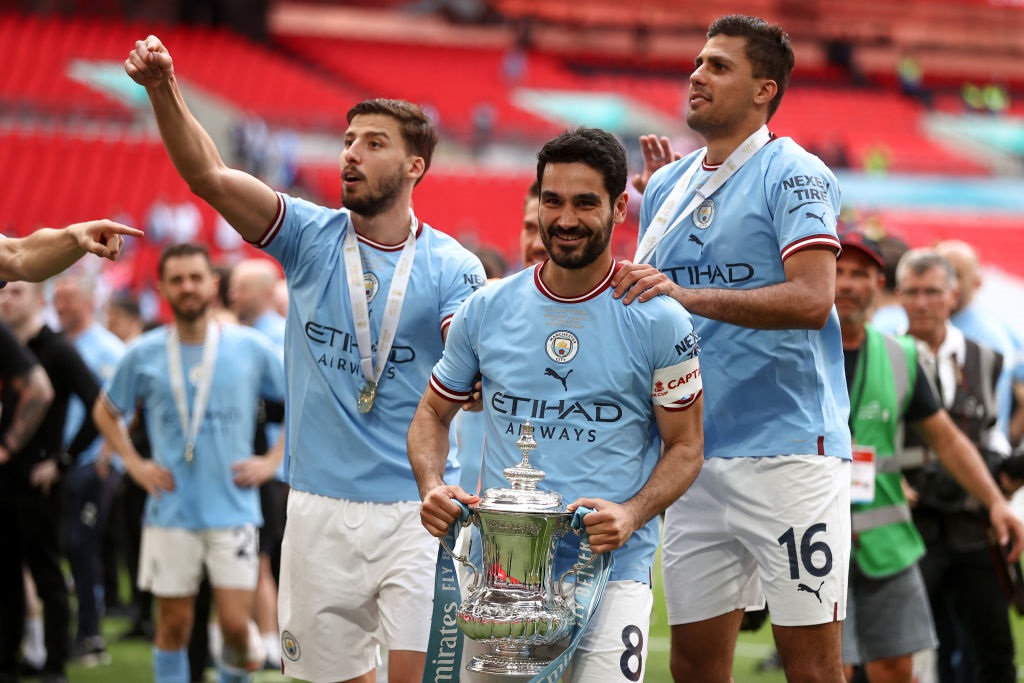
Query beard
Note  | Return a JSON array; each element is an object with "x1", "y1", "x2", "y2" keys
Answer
[
  {"x1": 686, "y1": 106, "x2": 723, "y2": 140},
  {"x1": 169, "y1": 297, "x2": 209, "y2": 323},
  {"x1": 541, "y1": 216, "x2": 613, "y2": 270},
  {"x1": 342, "y1": 167, "x2": 405, "y2": 218}
]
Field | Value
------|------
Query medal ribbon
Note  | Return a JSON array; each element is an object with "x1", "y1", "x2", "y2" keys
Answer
[
  {"x1": 342, "y1": 209, "x2": 418, "y2": 407},
  {"x1": 634, "y1": 125, "x2": 772, "y2": 264},
  {"x1": 166, "y1": 320, "x2": 220, "y2": 463}
]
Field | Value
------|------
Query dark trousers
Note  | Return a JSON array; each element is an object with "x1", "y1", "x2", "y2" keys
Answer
[
  {"x1": 188, "y1": 577, "x2": 212, "y2": 683},
  {"x1": 119, "y1": 474, "x2": 152, "y2": 629},
  {"x1": 0, "y1": 485, "x2": 72, "y2": 677},
  {"x1": 918, "y1": 540, "x2": 1015, "y2": 683},
  {"x1": 64, "y1": 464, "x2": 120, "y2": 642}
]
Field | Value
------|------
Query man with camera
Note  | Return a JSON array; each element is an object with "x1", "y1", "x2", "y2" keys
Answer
[
  {"x1": 836, "y1": 230, "x2": 1023, "y2": 683},
  {"x1": 897, "y1": 247, "x2": 1023, "y2": 683}
]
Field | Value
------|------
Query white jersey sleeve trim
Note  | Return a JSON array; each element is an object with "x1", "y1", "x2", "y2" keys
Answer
[
  {"x1": 781, "y1": 233, "x2": 841, "y2": 262},
  {"x1": 248, "y1": 192, "x2": 286, "y2": 248},
  {"x1": 429, "y1": 374, "x2": 471, "y2": 403},
  {"x1": 652, "y1": 356, "x2": 702, "y2": 406}
]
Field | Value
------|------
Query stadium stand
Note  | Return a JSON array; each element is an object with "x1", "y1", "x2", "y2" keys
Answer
[{"x1": 0, "y1": 3, "x2": 1021, "y2": 282}]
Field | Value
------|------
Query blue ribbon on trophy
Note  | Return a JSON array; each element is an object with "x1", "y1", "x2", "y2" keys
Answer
[{"x1": 422, "y1": 502, "x2": 470, "y2": 683}]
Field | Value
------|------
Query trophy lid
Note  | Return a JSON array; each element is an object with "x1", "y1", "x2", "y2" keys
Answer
[{"x1": 476, "y1": 421, "x2": 565, "y2": 512}]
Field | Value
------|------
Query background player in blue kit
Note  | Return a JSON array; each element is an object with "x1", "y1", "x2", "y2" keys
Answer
[
  {"x1": 92, "y1": 243, "x2": 286, "y2": 683},
  {"x1": 125, "y1": 34, "x2": 485, "y2": 683},
  {"x1": 613, "y1": 15, "x2": 853, "y2": 683},
  {"x1": 409, "y1": 127, "x2": 705, "y2": 682}
]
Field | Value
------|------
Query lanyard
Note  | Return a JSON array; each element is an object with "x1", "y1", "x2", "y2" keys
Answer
[
  {"x1": 635, "y1": 125, "x2": 772, "y2": 264},
  {"x1": 166, "y1": 320, "x2": 220, "y2": 463},
  {"x1": 342, "y1": 209, "x2": 418, "y2": 413}
]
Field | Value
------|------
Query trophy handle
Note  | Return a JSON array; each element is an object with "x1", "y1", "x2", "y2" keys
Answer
[
  {"x1": 439, "y1": 500, "x2": 481, "y2": 593},
  {"x1": 558, "y1": 505, "x2": 599, "y2": 597}
]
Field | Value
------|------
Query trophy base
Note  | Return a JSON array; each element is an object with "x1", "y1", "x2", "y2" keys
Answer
[{"x1": 467, "y1": 652, "x2": 553, "y2": 676}]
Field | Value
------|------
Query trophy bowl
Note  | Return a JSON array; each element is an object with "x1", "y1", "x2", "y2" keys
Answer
[{"x1": 442, "y1": 421, "x2": 581, "y2": 676}]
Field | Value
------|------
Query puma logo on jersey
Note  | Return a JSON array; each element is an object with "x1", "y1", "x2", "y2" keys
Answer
[
  {"x1": 688, "y1": 234, "x2": 705, "y2": 252},
  {"x1": 805, "y1": 211, "x2": 826, "y2": 227},
  {"x1": 797, "y1": 580, "x2": 824, "y2": 604},
  {"x1": 544, "y1": 367, "x2": 573, "y2": 391}
]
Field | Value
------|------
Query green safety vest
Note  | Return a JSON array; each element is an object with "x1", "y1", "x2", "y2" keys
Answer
[{"x1": 849, "y1": 324, "x2": 926, "y2": 578}]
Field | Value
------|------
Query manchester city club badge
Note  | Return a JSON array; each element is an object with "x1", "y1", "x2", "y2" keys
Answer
[
  {"x1": 693, "y1": 197, "x2": 716, "y2": 229},
  {"x1": 364, "y1": 271, "x2": 380, "y2": 303},
  {"x1": 545, "y1": 330, "x2": 579, "y2": 364}
]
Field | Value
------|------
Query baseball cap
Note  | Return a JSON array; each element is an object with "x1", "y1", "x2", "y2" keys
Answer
[{"x1": 838, "y1": 227, "x2": 885, "y2": 269}]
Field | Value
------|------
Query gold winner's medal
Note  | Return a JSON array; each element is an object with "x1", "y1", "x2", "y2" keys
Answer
[
  {"x1": 185, "y1": 443, "x2": 194, "y2": 463},
  {"x1": 358, "y1": 381, "x2": 377, "y2": 414},
  {"x1": 343, "y1": 213, "x2": 417, "y2": 421}
]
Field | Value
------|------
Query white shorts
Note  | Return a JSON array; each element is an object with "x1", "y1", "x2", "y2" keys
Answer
[
  {"x1": 663, "y1": 455, "x2": 850, "y2": 627},
  {"x1": 278, "y1": 491, "x2": 435, "y2": 682},
  {"x1": 460, "y1": 580, "x2": 652, "y2": 683},
  {"x1": 138, "y1": 525, "x2": 259, "y2": 597}
]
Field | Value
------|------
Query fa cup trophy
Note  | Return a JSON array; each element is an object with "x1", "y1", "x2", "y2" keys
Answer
[{"x1": 441, "y1": 421, "x2": 592, "y2": 675}]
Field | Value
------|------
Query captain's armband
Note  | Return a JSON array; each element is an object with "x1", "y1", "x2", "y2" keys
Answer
[{"x1": 652, "y1": 356, "x2": 702, "y2": 407}]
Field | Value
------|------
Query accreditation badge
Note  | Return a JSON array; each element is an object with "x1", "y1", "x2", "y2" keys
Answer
[{"x1": 850, "y1": 444, "x2": 876, "y2": 504}]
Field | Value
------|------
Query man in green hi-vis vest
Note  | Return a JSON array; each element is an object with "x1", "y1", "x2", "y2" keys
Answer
[{"x1": 834, "y1": 227, "x2": 1024, "y2": 683}]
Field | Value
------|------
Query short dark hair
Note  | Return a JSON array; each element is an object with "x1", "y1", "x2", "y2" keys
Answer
[
  {"x1": 524, "y1": 179, "x2": 540, "y2": 206},
  {"x1": 878, "y1": 234, "x2": 910, "y2": 293},
  {"x1": 536, "y1": 128, "x2": 628, "y2": 201},
  {"x1": 347, "y1": 99, "x2": 438, "y2": 181},
  {"x1": 158, "y1": 243, "x2": 214, "y2": 280},
  {"x1": 708, "y1": 14, "x2": 794, "y2": 120}
]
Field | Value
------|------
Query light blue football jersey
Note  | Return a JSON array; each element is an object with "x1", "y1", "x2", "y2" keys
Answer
[
  {"x1": 252, "y1": 309, "x2": 286, "y2": 358},
  {"x1": 255, "y1": 193, "x2": 485, "y2": 502},
  {"x1": 251, "y1": 309, "x2": 287, "y2": 477},
  {"x1": 431, "y1": 261, "x2": 701, "y2": 584},
  {"x1": 639, "y1": 137, "x2": 852, "y2": 461},
  {"x1": 454, "y1": 409, "x2": 487, "y2": 497},
  {"x1": 103, "y1": 324, "x2": 285, "y2": 530},
  {"x1": 63, "y1": 322, "x2": 126, "y2": 466}
]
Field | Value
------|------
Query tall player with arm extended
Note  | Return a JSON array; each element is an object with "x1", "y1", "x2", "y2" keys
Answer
[
  {"x1": 612, "y1": 15, "x2": 852, "y2": 683},
  {"x1": 125, "y1": 35, "x2": 485, "y2": 683},
  {"x1": 409, "y1": 127, "x2": 704, "y2": 682}
]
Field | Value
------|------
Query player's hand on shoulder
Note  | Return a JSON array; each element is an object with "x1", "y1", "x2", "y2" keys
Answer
[
  {"x1": 420, "y1": 484, "x2": 480, "y2": 537},
  {"x1": 125, "y1": 35, "x2": 174, "y2": 87},
  {"x1": 126, "y1": 458, "x2": 175, "y2": 497},
  {"x1": 568, "y1": 498, "x2": 639, "y2": 555},
  {"x1": 611, "y1": 260, "x2": 679, "y2": 306}
]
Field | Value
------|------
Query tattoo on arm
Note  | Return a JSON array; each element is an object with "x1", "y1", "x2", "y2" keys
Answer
[{"x1": 5, "y1": 368, "x2": 52, "y2": 452}]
